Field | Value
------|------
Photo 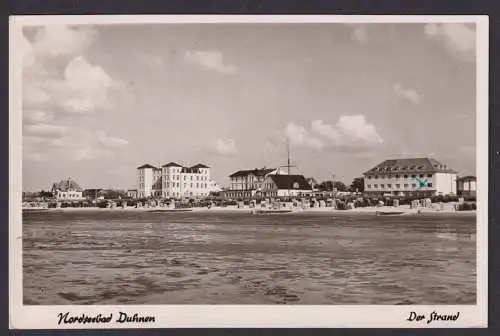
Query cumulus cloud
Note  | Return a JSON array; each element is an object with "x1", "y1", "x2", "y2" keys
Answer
[
  {"x1": 393, "y1": 84, "x2": 422, "y2": 105},
  {"x1": 424, "y1": 23, "x2": 476, "y2": 62},
  {"x1": 22, "y1": 25, "x2": 122, "y2": 117},
  {"x1": 185, "y1": 50, "x2": 237, "y2": 74},
  {"x1": 215, "y1": 138, "x2": 237, "y2": 155},
  {"x1": 279, "y1": 115, "x2": 383, "y2": 153},
  {"x1": 21, "y1": 25, "x2": 132, "y2": 163}
]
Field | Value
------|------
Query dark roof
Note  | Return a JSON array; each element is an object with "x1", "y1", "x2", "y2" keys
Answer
[
  {"x1": 137, "y1": 164, "x2": 158, "y2": 169},
  {"x1": 52, "y1": 179, "x2": 83, "y2": 192},
  {"x1": 268, "y1": 175, "x2": 312, "y2": 190},
  {"x1": 363, "y1": 158, "x2": 457, "y2": 175},
  {"x1": 162, "y1": 162, "x2": 183, "y2": 168},
  {"x1": 181, "y1": 167, "x2": 201, "y2": 174},
  {"x1": 458, "y1": 175, "x2": 476, "y2": 181},
  {"x1": 191, "y1": 163, "x2": 210, "y2": 169},
  {"x1": 229, "y1": 168, "x2": 276, "y2": 178}
]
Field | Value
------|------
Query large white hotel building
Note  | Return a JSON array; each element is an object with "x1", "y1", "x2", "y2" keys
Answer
[
  {"x1": 137, "y1": 162, "x2": 219, "y2": 199},
  {"x1": 363, "y1": 158, "x2": 457, "y2": 196}
]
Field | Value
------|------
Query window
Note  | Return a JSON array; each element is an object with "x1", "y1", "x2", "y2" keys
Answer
[
  {"x1": 387, "y1": 184, "x2": 392, "y2": 188},
  {"x1": 176, "y1": 182, "x2": 179, "y2": 187},
  {"x1": 381, "y1": 184, "x2": 385, "y2": 188},
  {"x1": 411, "y1": 175, "x2": 416, "y2": 178},
  {"x1": 190, "y1": 183, "x2": 193, "y2": 188},
  {"x1": 374, "y1": 175, "x2": 378, "y2": 179},
  {"x1": 419, "y1": 174, "x2": 424, "y2": 178},
  {"x1": 404, "y1": 175, "x2": 408, "y2": 178},
  {"x1": 395, "y1": 174, "x2": 400, "y2": 178},
  {"x1": 428, "y1": 183, "x2": 433, "y2": 187},
  {"x1": 412, "y1": 184, "x2": 417, "y2": 188},
  {"x1": 404, "y1": 184, "x2": 409, "y2": 188},
  {"x1": 367, "y1": 176, "x2": 372, "y2": 180},
  {"x1": 196, "y1": 183, "x2": 199, "y2": 188},
  {"x1": 396, "y1": 184, "x2": 400, "y2": 188},
  {"x1": 427, "y1": 174, "x2": 433, "y2": 178},
  {"x1": 374, "y1": 184, "x2": 378, "y2": 188}
]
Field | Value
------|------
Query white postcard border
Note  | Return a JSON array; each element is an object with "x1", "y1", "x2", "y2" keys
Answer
[{"x1": 9, "y1": 15, "x2": 489, "y2": 329}]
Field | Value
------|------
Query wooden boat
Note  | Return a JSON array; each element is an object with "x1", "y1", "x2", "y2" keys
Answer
[
  {"x1": 375, "y1": 211, "x2": 406, "y2": 216},
  {"x1": 252, "y1": 209, "x2": 294, "y2": 215},
  {"x1": 148, "y1": 208, "x2": 193, "y2": 213}
]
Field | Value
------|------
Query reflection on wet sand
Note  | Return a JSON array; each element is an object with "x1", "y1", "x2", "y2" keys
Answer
[{"x1": 23, "y1": 211, "x2": 476, "y2": 305}]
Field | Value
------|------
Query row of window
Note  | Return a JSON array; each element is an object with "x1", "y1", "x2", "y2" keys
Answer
[
  {"x1": 139, "y1": 182, "x2": 209, "y2": 189},
  {"x1": 367, "y1": 183, "x2": 433, "y2": 189},
  {"x1": 367, "y1": 174, "x2": 433, "y2": 180}
]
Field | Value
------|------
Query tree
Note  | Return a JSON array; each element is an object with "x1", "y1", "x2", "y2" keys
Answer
[
  {"x1": 349, "y1": 177, "x2": 365, "y2": 193},
  {"x1": 333, "y1": 181, "x2": 348, "y2": 192}
]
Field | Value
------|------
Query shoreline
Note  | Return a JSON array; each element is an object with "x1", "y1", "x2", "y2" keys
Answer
[{"x1": 22, "y1": 205, "x2": 476, "y2": 216}]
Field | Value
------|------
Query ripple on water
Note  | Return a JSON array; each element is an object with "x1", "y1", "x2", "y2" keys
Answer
[{"x1": 22, "y1": 211, "x2": 477, "y2": 305}]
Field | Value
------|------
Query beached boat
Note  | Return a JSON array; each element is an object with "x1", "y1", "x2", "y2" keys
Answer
[
  {"x1": 148, "y1": 208, "x2": 193, "y2": 213},
  {"x1": 375, "y1": 211, "x2": 406, "y2": 216},
  {"x1": 251, "y1": 208, "x2": 294, "y2": 215}
]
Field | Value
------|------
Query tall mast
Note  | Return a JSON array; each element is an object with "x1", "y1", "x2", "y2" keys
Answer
[{"x1": 287, "y1": 138, "x2": 291, "y2": 175}]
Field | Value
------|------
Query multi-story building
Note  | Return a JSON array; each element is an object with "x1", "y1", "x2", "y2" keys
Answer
[
  {"x1": 457, "y1": 176, "x2": 476, "y2": 197},
  {"x1": 136, "y1": 162, "x2": 214, "y2": 199},
  {"x1": 363, "y1": 158, "x2": 457, "y2": 197},
  {"x1": 51, "y1": 178, "x2": 84, "y2": 201},
  {"x1": 224, "y1": 167, "x2": 287, "y2": 198}
]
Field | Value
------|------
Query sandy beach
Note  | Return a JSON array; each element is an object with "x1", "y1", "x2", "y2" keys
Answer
[{"x1": 23, "y1": 204, "x2": 476, "y2": 216}]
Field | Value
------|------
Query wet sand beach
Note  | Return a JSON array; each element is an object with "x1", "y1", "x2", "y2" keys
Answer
[{"x1": 23, "y1": 210, "x2": 476, "y2": 305}]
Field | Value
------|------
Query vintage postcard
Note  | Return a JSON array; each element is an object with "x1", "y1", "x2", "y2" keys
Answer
[{"x1": 9, "y1": 15, "x2": 488, "y2": 329}]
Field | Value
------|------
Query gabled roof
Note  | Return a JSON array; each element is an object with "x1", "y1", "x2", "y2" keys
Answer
[
  {"x1": 191, "y1": 163, "x2": 210, "y2": 169},
  {"x1": 363, "y1": 158, "x2": 457, "y2": 175},
  {"x1": 137, "y1": 164, "x2": 158, "y2": 169},
  {"x1": 52, "y1": 179, "x2": 83, "y2": 192},
  {"x1": 162, "y1": 162, "x2": 183, "y2": 168},
  {"x1": 458, "y1": 175, "x2": 476, "y2": 181},
  {"x1": 268, "y1": 175, "x2": 312, "y2": 190},
  {"x1": 229, "y1": 168, "x2": 276, "y2": 178}
]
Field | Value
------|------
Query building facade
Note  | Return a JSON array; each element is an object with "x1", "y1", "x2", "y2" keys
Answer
[
  {"x1": 224, "y1": 167, "x2": 287, "y2": 198},
  {"x1": 260, "y1": 174, "x2": 313, "y2": 198},
  {"x1": 51, "y1": 178, "x2": 84, "y2": 201},
  {"x1": 137, "y1": 162, "x2": 215, "y2": 199},
  {"x1": 363, "y1": 158, "x2": 457, "y2": 196},
  {"x1": 457, "y1": 176, "x2": 476, "y2": 197}
]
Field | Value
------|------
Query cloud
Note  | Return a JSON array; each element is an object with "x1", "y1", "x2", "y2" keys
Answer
[
  {"x1": 424, "y1": 23, "x2": 476, "y2": 62},
  {"x1": 23, "y1": 127, "x2": 129, "y2": 162},
  {"x1": 284, "y1": 123, "x2": 308, "y2": 145},
  {"x1": 22, "y1": 25, "x2": 124, "y2": 119},
  {"x1": 215, "y1": 138, "x2": 237, "y2": 155},
  {"x1": 185, "y1": 50, "x2": 237, "y2": 74},
  {"x1": 23, "y1": 110, "x2": 53, "y2": 124},
  {"x1": 23, "y1": 152, "x2": 49, "y2": 162},
  {"x1": 24, "y1": 124, "x2": 68, "y2": 138},
  {"x1": 343, "y1": 24, "x2": 368, "y2": 43},
  {"x1": 142, "y1": 55, "x2": 164, "y2": 70},
  {"x1": 279, "y1": 115, "x2": 383, "y2": 153},
  {"x1": 393, "y1": 84, "x2": 421, "y2": 105}
]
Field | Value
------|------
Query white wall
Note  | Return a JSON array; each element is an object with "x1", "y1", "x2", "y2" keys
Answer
[
  {"x1": 434, "y1": 173, "x2": 457, "y2": 195},
  {"x1": 277, "y1": 189, "x2": 313, "y2": 197},
  {"x1": 137, "y1": 168, "x2": 154, "y2": 198},
  {"x1": 364, "y1": 173, "x2": 435, "y2": 193}
]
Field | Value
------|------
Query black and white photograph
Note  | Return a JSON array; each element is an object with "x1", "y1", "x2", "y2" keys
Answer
[{"x1": 9, "y1": 15, "x2": 488, "y2": 328}]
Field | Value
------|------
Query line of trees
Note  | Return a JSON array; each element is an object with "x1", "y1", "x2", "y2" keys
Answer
[{"x1": 312, "y1": 177, "x2": 365, "y2": 193}]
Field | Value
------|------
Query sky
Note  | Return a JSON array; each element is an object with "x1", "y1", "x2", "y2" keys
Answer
[{"x1": 20, "y1": 22, "x2": 477, "y2": 191}]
